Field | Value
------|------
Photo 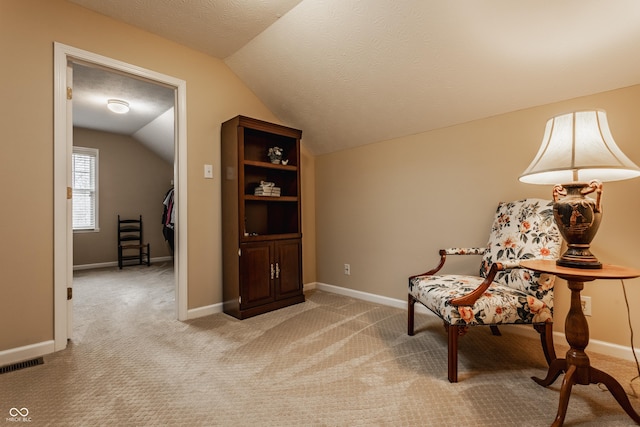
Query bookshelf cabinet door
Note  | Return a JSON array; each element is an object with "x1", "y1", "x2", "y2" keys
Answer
[
  {"x1": 276, "y1": 239, "x2": 302, "y2": 299},
  {"x1": 239, "y1": 242, "x2": 275, "y2": 309}
]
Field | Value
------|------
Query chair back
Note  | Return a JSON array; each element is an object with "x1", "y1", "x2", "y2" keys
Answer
[{"x1": 480, "y1": 199, "x2": 561, "y2": 306}]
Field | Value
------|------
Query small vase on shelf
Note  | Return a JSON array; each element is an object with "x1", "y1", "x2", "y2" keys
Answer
[{"x1": 268, "y1": 146, "x2": 283, "y2": 164}]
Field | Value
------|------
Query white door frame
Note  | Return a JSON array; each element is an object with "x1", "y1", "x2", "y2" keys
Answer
[{"x1": 53, "y1": 42, "x2": 189, "y2": 351}]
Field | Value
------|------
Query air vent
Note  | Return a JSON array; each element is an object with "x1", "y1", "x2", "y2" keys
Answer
[{"x1": 0, "y1": 357, "x2": 43, "y2": 374}]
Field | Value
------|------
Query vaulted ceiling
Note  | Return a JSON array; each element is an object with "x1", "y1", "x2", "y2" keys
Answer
[
  {"x1": 72, "y1": 63, "x2": 176, "y2": 162},
  {"x1": 69, "y1": 0, "x2": 640, "y2": 156}
]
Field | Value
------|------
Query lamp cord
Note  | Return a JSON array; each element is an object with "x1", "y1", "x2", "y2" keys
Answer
[{"x1": 622, "y1": 279, "x2": 640, "y2": 397}]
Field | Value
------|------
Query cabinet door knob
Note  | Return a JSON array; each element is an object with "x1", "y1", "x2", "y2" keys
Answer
[
  {"x1": 270, "y1": 263, "x2": 275, "y2": 280},
  {"x1": 275, "y1": 262, "x2": 280, "y2": 279}
]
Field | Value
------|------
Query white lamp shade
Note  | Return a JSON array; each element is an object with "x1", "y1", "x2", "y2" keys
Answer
[{"x1": 520, "y1": 110, "x2": 640, "y2": 184}]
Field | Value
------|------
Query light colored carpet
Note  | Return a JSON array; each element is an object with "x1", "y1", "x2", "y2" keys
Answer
[{"x1": 2, "y1": 262, "x2": 640, "y2": 426}]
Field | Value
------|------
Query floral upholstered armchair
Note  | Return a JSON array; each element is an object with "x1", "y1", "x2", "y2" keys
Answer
[{"x1": 408, "y1": 199, "x2": 561, "y2": 382}]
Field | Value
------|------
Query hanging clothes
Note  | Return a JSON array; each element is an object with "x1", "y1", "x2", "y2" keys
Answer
[{"x1": 162, "y1": 188, "x2": 175, "y2": 253}]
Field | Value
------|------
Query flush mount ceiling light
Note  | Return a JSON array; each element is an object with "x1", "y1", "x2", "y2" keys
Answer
[{"x1": 107, "y1": 99, "x2": 130, "y2": 114}]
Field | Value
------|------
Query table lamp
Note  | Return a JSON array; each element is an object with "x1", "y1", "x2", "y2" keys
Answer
[{"x1": 520, "y1": 110, "x2": 640, "y2": 269}]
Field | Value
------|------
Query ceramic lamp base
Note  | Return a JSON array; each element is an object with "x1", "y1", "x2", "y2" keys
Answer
[
  {"x1": 552, "y1": 181, "x2": 603, "y2": 270},
  {"x1": 556, "y1": 248, "x2": 602, "y2": 269}
]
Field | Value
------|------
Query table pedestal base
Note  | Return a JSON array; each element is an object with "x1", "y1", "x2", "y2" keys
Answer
[
  {"x1": 533, "y1": 358, "x2": 640, "y2": 426},
  {"x1": 519, "y1": 260, "x2": 640, "y2": 426}
]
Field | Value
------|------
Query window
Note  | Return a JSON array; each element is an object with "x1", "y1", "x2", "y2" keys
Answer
[{"x1": 72, "y1": 147, "x2": 99, "y2": 231}]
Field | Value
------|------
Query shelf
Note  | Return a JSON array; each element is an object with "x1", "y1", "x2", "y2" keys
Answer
[
  {"x1": 244, "y1": 163, "x2": 298, "y2": 198},
  {"x1": 243, "y1": 159, "x2": 297, "y2": 171},
  {"x1": 244, "y1": 195, "x2": 298, "y2": 202},
  {"x1": 245, "y1": 192, "x2": 299, "y2": 236}
]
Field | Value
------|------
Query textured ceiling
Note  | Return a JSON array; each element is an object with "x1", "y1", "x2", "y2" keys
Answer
[
  {"x1": 73, "y1": 63, "x2": 174, "y2": 135},
  {"x1": 68, "y1": 0, "x2": 303, "y2": 162},
  {"x1": 72, "y1": 62, "x2": 176, "y2": 163},
  {"x1": 69, "y1": 0, "x2": 640, "y2": 155},
  {"x1": 69, "y1": 0, "x2": 303, "y2": 58},
  {"x1": 227, "y1": 1, "x2": 640, "y2": 154}
]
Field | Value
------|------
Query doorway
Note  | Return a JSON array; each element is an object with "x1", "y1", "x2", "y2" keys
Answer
[
  {"x1": 71, "y1": 62, "x2": 174, "y2": 268},
  {"x1": 53, "y1": 43, "x2": 188, "y2": 352}
]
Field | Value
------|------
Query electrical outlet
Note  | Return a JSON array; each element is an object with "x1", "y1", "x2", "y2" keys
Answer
[
  {"x1": 344, "y1": 264, "x2": 351, "y2": 275},
  {"x1": 204, "y1": 164, "x2": 213, "y2": 179},
  {"x1": 581, "y1": 296, "x2": 592, "y2": 316}
]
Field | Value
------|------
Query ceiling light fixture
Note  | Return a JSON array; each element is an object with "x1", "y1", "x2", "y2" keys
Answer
[{"x1": 107, "y1": 99, "x2": 130, "y2": 114}]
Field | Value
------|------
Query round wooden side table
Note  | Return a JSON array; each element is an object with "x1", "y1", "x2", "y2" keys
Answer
[{"x1": 521, "y1": 259, "x2": 640, "y2": 426}]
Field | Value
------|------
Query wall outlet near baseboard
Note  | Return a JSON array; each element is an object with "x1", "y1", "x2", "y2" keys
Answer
[
  {"x1": 344, "y1": 264, "x2": 351, "y2": 275},
  {"x1": 581, "y1": 296, "x2": 592, "y2": 316}
]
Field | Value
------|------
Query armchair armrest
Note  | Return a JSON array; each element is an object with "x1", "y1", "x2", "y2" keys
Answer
[
  {"x1": 449, "y1": 261, "x2": 525, "y2": 306},
  {"x1": 409, "y1": 247, "x2": 487, "y2": 280},
  {"x1": 443, "y1": 248, "x2": 486, "y2": 256},
  {"x1": 450, "y1": 262, "x2": 505, "y2": 306},
  {"x1": 499, "y1": 260, "x2": 521, "y2": 270}
]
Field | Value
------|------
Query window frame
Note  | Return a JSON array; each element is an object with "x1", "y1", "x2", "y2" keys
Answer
[{"x1": 72, "y1": 146, "x2": 100, "y2": 232}]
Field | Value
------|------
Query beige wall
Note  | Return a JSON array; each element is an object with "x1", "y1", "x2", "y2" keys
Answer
[
  {"x1": 3, "y1": 0, "x2": 638, "y2": 357},
  {"x1": 0, "y1": 0, "x2": 316, "y2": 351},
  {"x1": 73, "y1": 128, "x2": 173, "y2": 266},
  {"x1": 316, "y1": 84, "x2": 640, "y2": 348}
]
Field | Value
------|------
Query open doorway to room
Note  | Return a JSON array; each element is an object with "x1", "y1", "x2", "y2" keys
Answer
[
  {"x1": 54, "y1": 43, "x2": 188, "y2": 352},
  {"x1": 70, "y1": 61, "x2": 177, "y2": 335},
  {"x1": 70, "y1": 61, "x2": 176, "y2": 269}
]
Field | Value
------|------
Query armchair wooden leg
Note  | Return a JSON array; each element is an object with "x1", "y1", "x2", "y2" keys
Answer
[
  {"x1": 535, "y1": 322, "x2": 557, "y2": 365},
  {"x1": 447, "y1": 323, "x2": 459, "y2": 383},
  {"x1": 408, "y1": 294, "x2": 415, "y2": 336}
]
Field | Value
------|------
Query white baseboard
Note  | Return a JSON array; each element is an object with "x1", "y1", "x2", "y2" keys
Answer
[
  {"x1": 188, "y1": 284, "x2": 320, "y2": 320},
  {"x1": 504, "y1": 324, "x2": 640, "y2": 363},
  {"x1": 187, "y1": 302, "x2": 223, "y2": 320},
  {"x1": 0, "y1": 340, "x2": 54, "y2": 368},
  {"x1": 313, "y1": 282, "x2": 409, "y2": 310},
  {"x1": 312, "y1": 282, "x2": 640, "y2": 364},
  {"x1": 73, "y1": 256, "x2": 173, "y2": 270}
]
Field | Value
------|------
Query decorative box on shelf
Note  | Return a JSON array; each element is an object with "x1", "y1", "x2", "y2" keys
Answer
[{"x1": 254, "y1": 181, "x2": 281, "y2": 197}]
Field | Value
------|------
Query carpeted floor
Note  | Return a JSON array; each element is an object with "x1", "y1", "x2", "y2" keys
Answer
[{"x1": 2, "y1": 262, "x2": 640, "y2": 426}]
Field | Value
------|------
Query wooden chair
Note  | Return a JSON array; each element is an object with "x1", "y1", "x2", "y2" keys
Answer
[
  {"x1": 117, "y1": 215, "x2": 151, "y2": 269},
  {"x1": 408, "y1": 199, "x2": 562, "y2": 382}
]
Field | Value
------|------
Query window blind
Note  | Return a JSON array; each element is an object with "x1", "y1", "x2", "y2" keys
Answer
[{"x1": 72, "y1": 147, "x2": 99, "y2": 230}]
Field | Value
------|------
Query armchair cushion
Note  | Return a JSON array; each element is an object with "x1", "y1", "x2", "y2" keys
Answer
[{"x1": 409, "y1": 273, "x2": 554, "y2": 326}]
